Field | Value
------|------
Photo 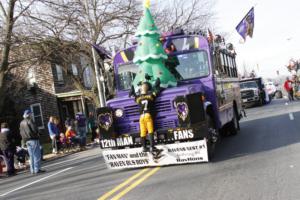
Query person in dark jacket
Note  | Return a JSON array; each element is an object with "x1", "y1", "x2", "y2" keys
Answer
[
  {"x1": 75, "y1": 113, "x2": 87, "y2": 148},
  {"x1": 0, "y1": 122, "x2": 16, "y2": 176},
  {"x1": 19, "y1": 109, "x2": 45, "y2": 174},
  {"x1": 87, "y1": 112, "x2": 97, "y2": 143}
]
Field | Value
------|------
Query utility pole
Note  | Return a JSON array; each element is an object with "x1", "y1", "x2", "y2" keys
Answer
[{"x1": 84, "y1": 0, "x2": 106, "y2": 107}]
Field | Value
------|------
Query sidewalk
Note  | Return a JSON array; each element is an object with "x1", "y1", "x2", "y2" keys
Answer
[{"x1": 0, "y1": 142, "x2": 99, "y2": 176}]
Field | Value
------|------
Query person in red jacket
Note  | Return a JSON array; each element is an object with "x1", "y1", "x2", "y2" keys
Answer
[{"x1": 284, "y1": 77, "x2": 294, "y2": 101}]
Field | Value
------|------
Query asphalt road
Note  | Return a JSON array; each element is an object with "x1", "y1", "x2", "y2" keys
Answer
[{"x1": 1, "y1": 99, "x2": 300, "y2": 200}]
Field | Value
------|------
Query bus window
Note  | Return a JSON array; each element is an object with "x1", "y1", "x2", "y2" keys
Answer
[
  {"x1": 220, "y1": 53, "x2": 227, "y2": 76},
  {"x1": 229, "y1": 56, "x2": 234, "y2": 77},
  {"x1": 220, "y1": 53, "x2": 224, "y2": 71},
  {"x1": 213, "y1": 52, "x2": 222, "y2": 75},
  {"x1": 230, "y1": 56, "x2": 236, "y2": 77},
  {"x1": 233, "y1": 57, "x2": 238, "y2": 77},
  {"x1": 116, "y1": 51, "x2": 210, "y2": 90},
  {"x1": 231, "y1": 57, "x2": 235, "y2": 77},
  {"x1": 224, "y1": 54, "x2": 230, "y2": 77},
  {"x1": 117, "y1": 63, "x2": 138, "y2": 90},
  {"x1": 174, "y1": 51, "x2": 209, "y2": 79}
]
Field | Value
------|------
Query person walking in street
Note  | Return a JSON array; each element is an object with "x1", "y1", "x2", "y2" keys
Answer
[
  {"x1": 75, "y1": 112, "x2": 87, "y2": 149},
  {"x1": 284, "y1": 77, "x2": 294, "y2": 101},
  {"x1": 19, "y1": 109, "x2": 45, "y2": 174},
  {"x1": 87, "y1": 112, "x2": 97, "y2": 144},
  {"x1": 48, "y1": 116, "x2": 59, "y2": 154},
  {"x1": 0, "y1": 122, "x2": 16, "y2": 176}
]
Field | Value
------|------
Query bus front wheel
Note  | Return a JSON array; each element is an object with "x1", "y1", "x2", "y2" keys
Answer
[
  {"x1": 207, "y1": 115, "x2": 218, "y2": 160},
  {"x1": 228, "y1": 109, "x2": 239, "y2": 135}
]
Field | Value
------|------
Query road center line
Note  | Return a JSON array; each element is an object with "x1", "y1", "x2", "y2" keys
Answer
[
  {"x1": 0, "y1": 167, "x2": 73, "y2": 197},
  {"x1": 111, "y1": 167, "x2": 161, "y2": 200},
  {"x1": 289, "y1": 113, "x2": 294, "y2": 120},
  {"x1": 98, "y1": 168, "x2": 150, "y2": 200}
]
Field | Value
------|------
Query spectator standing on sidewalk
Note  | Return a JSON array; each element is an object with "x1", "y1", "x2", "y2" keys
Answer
[
  {"x1": 0, "y1": 122, "x2": 16, "y2": 176},
  {"x1": 19, "y1": 110, "x2": 45, "y2": 174},
  {"x1": 48, "y1": 116, "x2": 59, "y2": 154},
  {"x1": 75, "y1": 112, "x2": 87, "y2": 149},
  {"x1": 87, "y1": 112, "x2": 97, "y2": 143},
  {"x1": 284, "y1": 77, "x2": 294, "y2": 101}
]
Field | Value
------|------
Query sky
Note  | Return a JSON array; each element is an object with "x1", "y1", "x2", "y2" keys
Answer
[{"x1": 215, "y1": 0, "x2": 300, "y2": 78}]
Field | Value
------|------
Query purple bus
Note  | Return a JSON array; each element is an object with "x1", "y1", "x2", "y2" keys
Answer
[{"x1": 97, "y1": 31, "x2": 242, "y2": 162}]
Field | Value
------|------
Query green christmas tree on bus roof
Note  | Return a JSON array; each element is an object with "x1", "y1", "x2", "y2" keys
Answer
[{"x1": 132, "y1": 0, "x2": 177, "y2": 89}]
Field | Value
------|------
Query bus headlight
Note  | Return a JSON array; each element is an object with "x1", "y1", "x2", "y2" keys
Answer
[{"x1": 115, "y1": 109, "x2": 124, "y2": 118}]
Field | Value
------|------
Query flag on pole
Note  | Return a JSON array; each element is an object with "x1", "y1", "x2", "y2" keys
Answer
[
  {"x1": 92, "y1": 44, "x2": 112, "y2": 59},
  {"x1": 236, "y1": 7, "x2": 254, "y2": 40}
]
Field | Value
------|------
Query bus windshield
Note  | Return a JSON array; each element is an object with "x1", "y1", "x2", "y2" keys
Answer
[{"x1": 117, "y1": 51, "x2": 210, "y2": 90}]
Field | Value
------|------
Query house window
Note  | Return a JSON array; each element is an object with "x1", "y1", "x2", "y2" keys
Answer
[
  {"x1": 27, "y1": 67, "x2": 36, "y2": 85},
  {"x1": 71, "y1": 64, "x2": 78, "y2": 76},
  {"x1": 55, "y1": 64, "x2": 64, "y2": 83},
  {"x1": 30, "y1": 103, "x2": 44, "y2": 129},
  {"x1": 83, "y1": 66, "x2": 93, "y2": 88}
]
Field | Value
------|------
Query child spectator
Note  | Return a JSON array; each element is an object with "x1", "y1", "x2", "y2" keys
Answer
[
  {"x1": 65, "y1": 126, "x2": 80, "y2": 146},
  {"x1": 59, "y1": 133, "x2": 67, "y2": 144},
  {"x1": 58, "y1": 133, "x2": 68, "y2": 152}
]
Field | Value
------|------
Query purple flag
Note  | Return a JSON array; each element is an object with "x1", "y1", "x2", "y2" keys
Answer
[
  {"x1": 92, "y1": 44, "x2": 112, "y2": 59},
  {"x1": 236, "y1": 7, "x2": 254, "y2": 40}
]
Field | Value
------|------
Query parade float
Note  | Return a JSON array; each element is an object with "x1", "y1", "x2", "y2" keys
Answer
[{"x1": 97, "y1": 0, "x2": 242, "y2": 169}]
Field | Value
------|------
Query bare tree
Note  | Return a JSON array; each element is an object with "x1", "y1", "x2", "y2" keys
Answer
[
  {"x1": 0, "y1": 0, "x2": 37, "y2": 110},
  {"x1": 23, "y1": 0, "x2": 141, "y2": 106},
  {"x1": 1, "y1": 0, "x2": 216, "y2": 109},
  {"x1": 152, "y1": 0, "x2": 215, "y2": 32}
]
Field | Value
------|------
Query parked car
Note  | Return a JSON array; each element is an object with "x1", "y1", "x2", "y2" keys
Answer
[{"x1": 265, "y1": 81, "x2": 277, "y2": 97}]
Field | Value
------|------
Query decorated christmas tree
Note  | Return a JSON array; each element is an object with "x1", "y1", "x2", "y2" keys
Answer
[{"x1": 132, "y1": 0, "x2": 177, "y2": 89}]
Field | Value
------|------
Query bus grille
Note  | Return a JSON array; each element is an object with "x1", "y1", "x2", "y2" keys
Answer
[
  {"x1": 155, "y1": 120, "x2": 176, "y2": 130},
  {"x1": 124, "y1": 100, "x2": 172, "y2": 117}
]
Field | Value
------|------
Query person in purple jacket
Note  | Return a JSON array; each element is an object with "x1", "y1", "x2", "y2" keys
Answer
[{"x1": 48, "y1": 116, "x2": 59, "y2": 154}]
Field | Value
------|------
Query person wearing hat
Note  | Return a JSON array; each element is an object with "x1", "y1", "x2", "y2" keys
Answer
[{"x1": 19, "y1": 109, "x2": 45, "y2": 174}]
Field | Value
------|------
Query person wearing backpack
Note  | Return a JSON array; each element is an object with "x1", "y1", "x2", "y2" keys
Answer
[{"x1": 19, "y1": 109, "x2": 45, "y2": 174}]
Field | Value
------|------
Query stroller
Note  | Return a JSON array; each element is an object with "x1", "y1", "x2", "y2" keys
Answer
[
  {"x1": 15, "y1": 146, "x2": 29, "y2": 169},
  {"x1": 0, "y1": 150, "x2": 7, "y2": 175}
]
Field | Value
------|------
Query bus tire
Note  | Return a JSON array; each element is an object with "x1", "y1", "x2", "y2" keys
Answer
[
  {"x1": 206, "y1": 115, "x2": 218, "y2": 160},
  {"x1": 228, "y1": 108, "x2": 239, "y2": 135}
]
